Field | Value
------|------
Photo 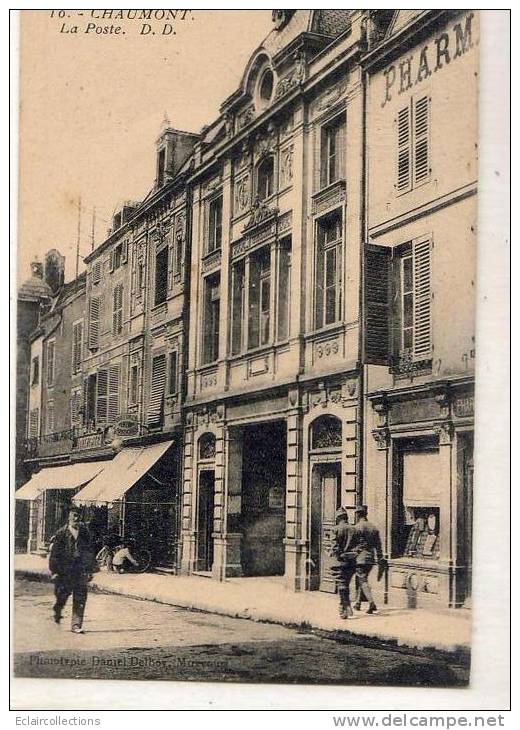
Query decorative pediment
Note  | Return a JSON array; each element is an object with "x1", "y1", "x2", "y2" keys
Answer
[{"x1": 242, "y1": 197, "x2": 278, "y2": 234}]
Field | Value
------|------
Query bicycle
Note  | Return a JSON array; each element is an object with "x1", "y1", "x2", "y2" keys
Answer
[{"x1": 96, "y1": 541, "x2": 152, "y2": 573}]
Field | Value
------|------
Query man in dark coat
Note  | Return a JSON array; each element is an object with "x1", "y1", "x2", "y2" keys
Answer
[
  {"x1": 48, "y1": 506, "x2": 95, "y2": 633},
  {"x1": 351, "y1": 505, "x2": 384, "y2": 615},
  {"x1": 330, "y1": 507, "x2": 357, "y2": 619}
]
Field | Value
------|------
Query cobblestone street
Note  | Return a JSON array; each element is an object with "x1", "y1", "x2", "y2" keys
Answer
[{"x1": 14, "y1": 578, "x2": 469, "y2": 686}]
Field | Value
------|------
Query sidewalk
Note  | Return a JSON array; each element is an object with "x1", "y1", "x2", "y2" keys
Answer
[{"x1": 14, "y1": 553, "x2": 471, "y2": 656}]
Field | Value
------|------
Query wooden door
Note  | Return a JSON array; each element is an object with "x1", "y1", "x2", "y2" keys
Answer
[{"x1": 314, "y1": 463, "x2": 341, "y2": 593}]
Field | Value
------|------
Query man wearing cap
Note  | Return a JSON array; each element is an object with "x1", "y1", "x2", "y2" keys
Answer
[
  {"x1": 330, "y1": 507, "x2": 357, "y2": 619},
  {"x1": 351, "y1": 505, "x2": 384, "y2": 615},
  {"x1": 48, "y1": 506, "x2": 96, "y2": 633}
]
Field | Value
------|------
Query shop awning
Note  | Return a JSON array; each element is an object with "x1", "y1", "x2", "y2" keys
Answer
[
  {"x1": 73, "y1": 441, "x2": 173, "y2": 506},
  {"x1": 15, "y1": 461, "x2": 107, "y2": 501}
]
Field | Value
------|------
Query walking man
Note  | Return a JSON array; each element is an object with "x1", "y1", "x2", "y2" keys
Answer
[
  {"x1": 330, "y1": 508, "x2": 356, "y2": 619},
  {"x1": 352, "y1": 505, "x2": 384, "y2": 615},
  {"x1": 48, "y1": 506, "x2": 95, "y2": 633}
]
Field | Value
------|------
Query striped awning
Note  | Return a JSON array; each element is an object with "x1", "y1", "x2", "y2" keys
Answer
[
  {"x1": 15, "y1": 461, "x2": 107, "y2": 501},
  {"x1": 73, "y1": 441, "x2": 173, "y2": 506}
]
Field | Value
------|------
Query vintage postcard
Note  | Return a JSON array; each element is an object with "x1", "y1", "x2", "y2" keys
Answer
[{"x1": 11, "y1": 7, "x2": 509, "y2": 711}]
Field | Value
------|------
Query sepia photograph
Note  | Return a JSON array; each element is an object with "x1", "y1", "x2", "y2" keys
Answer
[{"x1": 10, "y1": 7, "x2": 509, "y2": 709}]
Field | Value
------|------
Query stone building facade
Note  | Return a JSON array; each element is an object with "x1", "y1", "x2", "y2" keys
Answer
[{"x1": 18, "y1": 10, "x2": 477, "y2": 608}]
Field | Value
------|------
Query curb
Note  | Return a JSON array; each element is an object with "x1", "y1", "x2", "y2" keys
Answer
[{"x1": 15, "y1": 567, "x2": 471, "y2": 662}]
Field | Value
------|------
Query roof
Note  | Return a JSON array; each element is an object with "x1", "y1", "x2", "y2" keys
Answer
[{"x1": 18, "y1": 275, "x2": 53, "y2": 303}]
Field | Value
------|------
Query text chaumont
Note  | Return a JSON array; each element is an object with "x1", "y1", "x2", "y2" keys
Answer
[{"x1": 89, "y1": 10, "x2": 191, "y2": 21}]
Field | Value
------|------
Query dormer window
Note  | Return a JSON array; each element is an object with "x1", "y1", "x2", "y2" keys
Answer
[{"x1": 256, "y1": 156, "x2": 274, "y2": 201}]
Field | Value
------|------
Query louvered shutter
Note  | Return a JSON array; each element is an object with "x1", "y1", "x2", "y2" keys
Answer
[
  {"x1": 364, "y1": 245, "x2": 391, "y2": 365},
  {"x1": 412, "y1": 238, "x2": 432, "y2": 360},
  {"x1": 92, "y1": 261, "x2": 102, "y2": 285},
  {"x1": 29, "y1": 408, "x2": 39, "y2": 438},
  {"x1": 107, "y1": 364, "x2": 120, "y2": 423},
  {"x1": 112, "y1": 284, "x2": 123, "y2": 334},
  {"x1": 96, "y1": 369, "x2": 108, "y2": 423},
  {"x1": 148, "y1": 355, "x2": 166, "y2": 426},
  {"x1": 89, "y1": 296, "x2": 101, "y2": 349},
  {"x1": 121, "y1": 240, "x2": 128, "y2": 264},
  {"x1": 397, "y1": 106, "x2": 412, "y2": 193},
  {"x1": 413, "y1": 95, "x2": 430, "y2": 185},
  {"x1": 72, "y1": 322, "x2": 83, "y2": 374},
  {"x1": 109, "y1": 250, "x2": 115, "y2": 272},
  {"x1": 83, "y1": 378, "x2": 89, "y2": 424}
]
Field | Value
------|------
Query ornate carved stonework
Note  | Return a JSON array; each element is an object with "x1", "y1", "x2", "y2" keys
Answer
[
  {"x1": 201, "y1": 250, "x2": 221, "y2": 274},
  {"x1": 274, "y1": 51, "x2": 305, "y2": 100},
  {"x1": 433, "y1": 387, "x2": 451, "y2": 419},
  {"x1": 372, "y1": 428, "x2": 390, "y2": 450},
  {"x1": 371, "y1": 394, "x2": 388, "y2": 428},
  {"x1": 312, "y1": 180, "x2": 346, "y2": 216},
  {"x1": 314, "y1": 338, "x2": 339, "y2": 360},
  {"x1": 152, "y1": 220, "x2": 170, "y2": 246},
  {"x1": 234, "y1": 174, "x2": 251, "y2": 217},
  {"x1": 314, "y1": 80, "x2": 348, "y2": 116},
  {"x1": 278, "y1": 211, "x2": 292, "y2": 234},
  {"x1": 201, "y1": 371, "x2": 218, "y2": 389},
  {"x1": 279, "y1": 145, "x2": 294, "y2": 189},
  {"x1": 243, "y1": 197, "x2": 278, "y2": 233},
  {"x1": 279, "y1": 114, "x2": 293, "y2": 140},
  {"x1": 234, "y1": 142, "x2": 251, "y2": 172},
  {"x1": 253, "y1": 123, "x2": 277, "y2": 160},
  {"x1": 237, "y1": 105, "x2": 255, "y2": 130},
  {"x1": 434, "y1": 421, "x2": 454, "y2": 446},
  {"x1": 203, "y1": 175, "x2": 222, "y2": 197}
]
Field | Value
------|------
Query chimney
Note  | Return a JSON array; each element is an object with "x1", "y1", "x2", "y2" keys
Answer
[
  {"x1": 155, "y1": 114, "x2": 199, "y2": 189},
  {"x1": 44, "y1": 249, "x2": 65, "y2": 293}
]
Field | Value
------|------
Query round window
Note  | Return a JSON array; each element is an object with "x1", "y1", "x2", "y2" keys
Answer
[{"x1": 259, "y1": 68, "x2": 274, "y2": 103}]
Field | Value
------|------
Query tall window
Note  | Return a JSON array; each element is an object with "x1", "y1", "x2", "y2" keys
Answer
[
  {"x1": 95, "y1": 364, "x2": 120, "y2": 425},
  {"x1": 129, "y1": 364, "x2": 139, "y2": 405},
  {"x1": 203, "y1": 275, "x2": 220, "y2": 364},
  {"x1": 155, "y1": 245, "x2": 169, "y2": 306},
  {"x1": 397, "y1": 94, "x2": 430, "y2": 193},
  {"x1": 148, "y1": 354, "x2": 166, "y2": 426},
  {"x1": 321, "y1": 115, "x2": 345, "y2": 189},
  {"x1": 168, "y1": 351, "x2": 178, "y2": 395},
  {"x1": 31, "y1": 356, "x2": 40, "y2": 386},
  {"x1": 394, "y1": 238, "x2": 433, "y2": 362},
  {"x1": 315, "y1": 211, "x2": 343, "y2": 329},
  {"x1": 72, "y1": 321, "x2": 83, "y2": 374},
  {"x1": 112, "y1": 284, "x2": 124, "y2": 335},
  {"x1": 92, "y1": 260, "x2": 102, "y2": 285},
  {"x1": 248, "y1": 246, "x2": 271, "y2": 349},
  {"x1": 46, "y1": 340, "x2": 56, "y2": 387},
  {"x1": 207, "y1": 196, "x2": 222, "y2": 254},
  {"x1": 70, "y1": 389, "x2": 82, "y2": 427},
  {"x1": 256, "y1": 156, "x2": 274, "y2": 201},
  {"x1": 231, "y1": 259, "x2": 245, "y2": 356},
  {"x1": 277, "y1": 237, "x2": 291, "y2": 342}
]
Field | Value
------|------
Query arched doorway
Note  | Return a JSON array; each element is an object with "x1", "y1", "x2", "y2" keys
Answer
[{"x1": 308, "y1": 415, "x2": 343, "y2": 592}]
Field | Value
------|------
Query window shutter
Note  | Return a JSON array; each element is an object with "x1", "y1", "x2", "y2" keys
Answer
[
  {"x1": 29, "y1": 408, "x2": 39, "y2": 438},
  {"x1": 109, "y1": 250, "x2": 115, "y2": 273},
  {"x1": 364, "y1": 245, "x2": 391, "y2": 365},
  {"x1": 96, "y1": 369, "x2": 108, "y2": 423},
  {"x1": 121, "y1": 240, "x2": 128, "y2": 264},
  {"x1": 148, "y1": 355, "x2": 166, "y2": 426},
  {"x1": 413, "y1": 95, "x2": 430, "y2": 185},
  {"x1": 397, "y1": 106, "x2": 412, "y2": 193},
  {"x1": 107, "y1": 364, "x2": 120, "y2": 423},
  {"x1": 92, "y1": 261, "x2": 102, "y2": 285},
  {"x1": 89, "y1": 296, "x2": 101, "y2": 349},
  {"x1": 72, "y1": 322, "x2": 83, "y2": 374},
  {"x1": 412, "y1": 238, "x2": 432, "y2": 360},
  {"x1": 112, "y1": 284, "x2": 123, "y2": 334},
  {"x1": 46, "y1": 341, "x2": 55, "y2": 386},
  {"x1": 83, "y1": 378, "x2": 89, "y2": 423}
]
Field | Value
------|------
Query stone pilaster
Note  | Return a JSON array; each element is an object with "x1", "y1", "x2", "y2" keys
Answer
[{"x1": 284, "y1": 405, "x2": 306, "y2": 591}]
